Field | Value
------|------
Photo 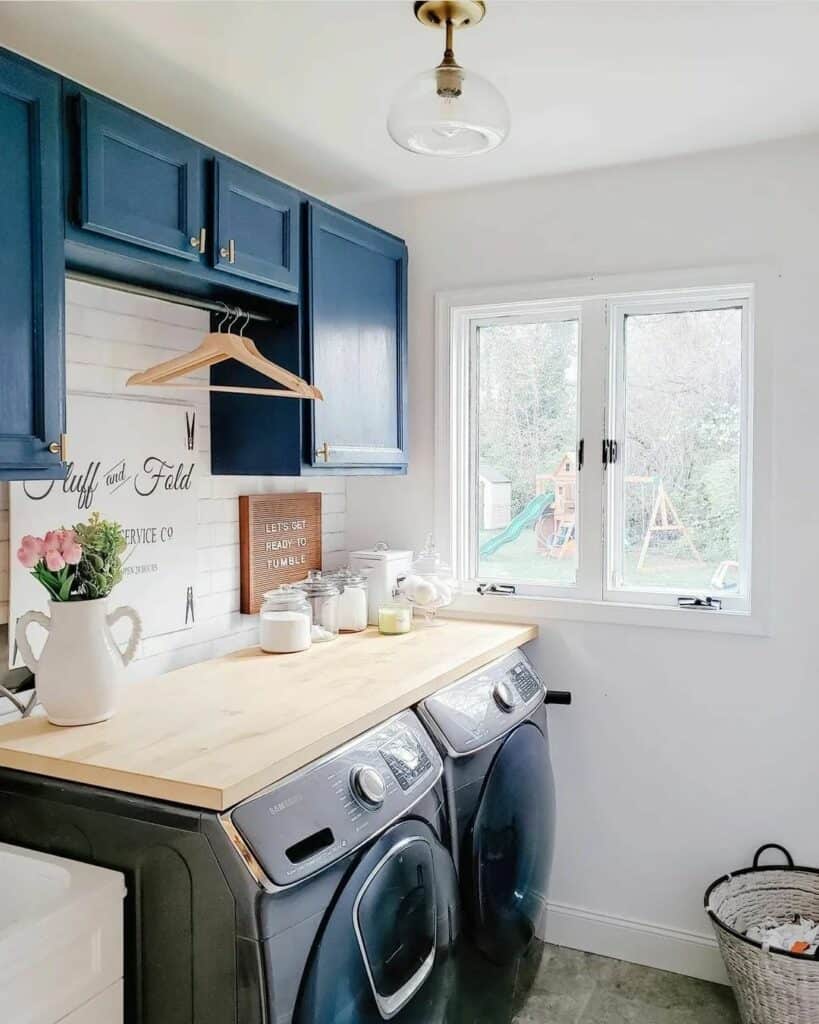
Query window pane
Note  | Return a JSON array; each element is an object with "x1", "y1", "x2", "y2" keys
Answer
[
  {"x1": 615, "y1": 307, "x2": 744, "y2": 596},
  {"x1": 476, "y1": 319, "x2": 579, "y2": 585}
]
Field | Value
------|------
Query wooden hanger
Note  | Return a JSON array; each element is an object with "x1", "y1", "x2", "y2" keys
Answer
[{"x1": 127, "y1": 309, "x2": 323, "y2": 400}]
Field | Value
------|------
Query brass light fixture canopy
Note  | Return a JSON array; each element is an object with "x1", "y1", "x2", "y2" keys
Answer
[
  {"x1": 413, "y1": 1, "x2": 486, "y2": 29},
  {"x1": 388, "y1": 0, "x2": 509, "y2": 156}
]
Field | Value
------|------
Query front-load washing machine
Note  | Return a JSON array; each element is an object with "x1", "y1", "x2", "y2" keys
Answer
[
  {"x1": 417, "y1": 649, "x2": 569, "y2": 967},
  {"x1": 0, "y1": 709, "x2": 459, "y2": 1024}
]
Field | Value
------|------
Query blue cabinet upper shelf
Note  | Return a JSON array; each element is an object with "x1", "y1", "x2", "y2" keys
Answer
[{"x1": 65, "y1": 88, "x2": 302, "y2": 306}]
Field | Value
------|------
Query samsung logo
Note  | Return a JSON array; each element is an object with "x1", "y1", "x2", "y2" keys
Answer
[{"x1": 267, "y1": 794, "x2": 303, "y2": 816}]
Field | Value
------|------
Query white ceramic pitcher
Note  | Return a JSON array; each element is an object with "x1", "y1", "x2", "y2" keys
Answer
[{"x1": 16, "y1": 599, "x2": 142, "y2": 726}]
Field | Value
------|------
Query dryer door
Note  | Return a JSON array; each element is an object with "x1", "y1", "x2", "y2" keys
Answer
[
  {"x1": 295, "y1": 820, "x2": 458, "y2": 1024},
  {"x1": 465, "y1": 721, "x2": 556, "y2": 964}
]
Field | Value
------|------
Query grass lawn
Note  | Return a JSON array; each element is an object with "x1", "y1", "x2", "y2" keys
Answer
[{"x1": 478, "y1": 525, "x2": 733, "y2": 592}]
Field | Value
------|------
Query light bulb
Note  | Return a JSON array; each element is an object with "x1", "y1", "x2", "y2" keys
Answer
[{"x1": 388, "y1": 63, "x2": 509, "y2": 156}]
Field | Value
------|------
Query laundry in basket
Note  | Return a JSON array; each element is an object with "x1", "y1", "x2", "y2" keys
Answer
[{"x1": 745, "y1": 916, "x2": 819, "y2": 957}]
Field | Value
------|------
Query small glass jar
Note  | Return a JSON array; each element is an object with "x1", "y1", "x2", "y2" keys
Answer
[
  {"x1": 328, "y1": 569, "x2": 369, "y2": 633},
  {"x1": 378, "y1": 604, "x2": 412, "y2": 635},
  {"x1": 295, "y1": 570, "x2": 340, "y2": 642},
  {"x1": 259, "y1": 586, "x2": 312, "y2": 653}
]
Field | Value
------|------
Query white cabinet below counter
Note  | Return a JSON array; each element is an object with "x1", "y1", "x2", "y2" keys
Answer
[{"x1": 0, "y1": 842, "x2": 125, "y2": 1024}]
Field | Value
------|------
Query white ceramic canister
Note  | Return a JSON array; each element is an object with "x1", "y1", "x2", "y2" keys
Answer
[
  {"x1": 259, "y1": 586, "x2": 312, "y2": 653},
  {"x1": 348, "y1": 544, "x2": 413, "y2": 626},
  {"x1": 15, "y1": 598, "x2": 142, "y2": 726}
]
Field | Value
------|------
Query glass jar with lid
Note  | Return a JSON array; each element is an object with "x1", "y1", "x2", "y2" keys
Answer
[
  {"x1": 295, "y1": 570, "x2": 340, "y2": 642},
  {"x1": 328, "y1": 568, "x2": 369, "y2": 633},
  {"x1": 259, "y1": 586, "x2": 312, "y2": 654},
  {"x1": 397, "y1": 534, "x2": 458, "y2": 623}
]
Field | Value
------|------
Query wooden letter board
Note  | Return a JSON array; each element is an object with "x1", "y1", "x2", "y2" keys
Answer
[{"x1": 239, "y1": 493, "x2": 322, "y2": 613}]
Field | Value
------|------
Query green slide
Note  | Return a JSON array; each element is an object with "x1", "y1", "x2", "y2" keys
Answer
[{"x1": 480, "y1": 490, "x2": 554, "y2": 558}]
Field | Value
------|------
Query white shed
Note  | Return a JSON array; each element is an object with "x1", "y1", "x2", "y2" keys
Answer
[{"x1": 479, "y1": 463, "x2": 512, "y2": 530}]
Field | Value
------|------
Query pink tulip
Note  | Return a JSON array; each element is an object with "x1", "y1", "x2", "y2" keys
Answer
[
  {"x1": 43, "y1": 531, "x2": 61, "y2": 552},
  {"x1": 62, "y1": 542, "x2": 83, "y2": 566},
  {"x1": 20, "y1": 535, "x2": 44, "y2": 557},
  {"x1": 44, "y1": 549, "x2": 66, "y2": 572},
  {"x1": 17, "y1": 546, "x2": 39, "y2": 569}
]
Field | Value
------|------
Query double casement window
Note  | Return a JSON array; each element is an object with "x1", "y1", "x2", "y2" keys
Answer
[{"x1": 437, "y1": 277, "x2": 760, "y2": 623}]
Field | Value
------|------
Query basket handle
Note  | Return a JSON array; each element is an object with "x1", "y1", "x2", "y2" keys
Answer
[{"x1": 752, "y1": 843, "x2": 794, "y2": 868}]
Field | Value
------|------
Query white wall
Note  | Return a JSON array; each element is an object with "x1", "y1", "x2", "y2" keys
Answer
[
  {"x1": 345, "y1": 135, "x2": 819, "y2": 981},
  {"x1": 0, "y1": 281, "x2": 347, "y2": 680}
]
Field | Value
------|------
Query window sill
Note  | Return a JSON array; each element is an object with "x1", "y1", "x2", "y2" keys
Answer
[{"x1": 444, "y1": 590, "x2": 770, "y2": 637}]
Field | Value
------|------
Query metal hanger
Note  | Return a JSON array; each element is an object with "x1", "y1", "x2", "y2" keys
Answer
[{"x1": 127, "y1": 303, "x2": 323, "y2": 400}]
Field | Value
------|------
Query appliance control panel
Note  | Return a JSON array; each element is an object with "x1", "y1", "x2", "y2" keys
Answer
[
  {"x1": 228, "y1": 711, "x2": 441, "y2": 887},
  {"x1": 419, "y1": 648, "x2": 545, "y2": 755}
]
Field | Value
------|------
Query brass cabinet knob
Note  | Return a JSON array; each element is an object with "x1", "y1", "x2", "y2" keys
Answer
[
  {"x1": 316, "y1": 442, "x2": 330, "y2": 462},
  {"x1": 189, "y1": 227, "x2": 207, "y2": 251},
  {"x1": 47, "y1": 433, "x2": 68, "y2": 462},
  {"x1": 220, "y1": 239, "x2": 236, "y2": 264}
]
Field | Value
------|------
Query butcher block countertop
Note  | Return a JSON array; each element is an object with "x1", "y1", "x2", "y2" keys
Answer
[{"x1": 0, "y1": 618, "x2": 536, "y2": 811}]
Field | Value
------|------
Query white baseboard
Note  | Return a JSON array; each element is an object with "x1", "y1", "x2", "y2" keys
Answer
[{"x1": 540, "y1": 900, "x2": 729, "y2": 986}]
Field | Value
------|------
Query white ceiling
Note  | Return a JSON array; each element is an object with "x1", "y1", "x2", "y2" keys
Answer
[{"x1": 2, "y1": 1, "x2": 819, "y2": 201}]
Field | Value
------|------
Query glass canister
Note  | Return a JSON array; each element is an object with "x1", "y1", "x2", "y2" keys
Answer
[
  {"x1": 259, "y1": 586, "x2": 312, "y2": 653},
  {"x1": 328, "y1": 569, "x2": 369, "y2": 633},
  {"x1": 295, "y1": 570, "x2": 340, "y2": 642}
]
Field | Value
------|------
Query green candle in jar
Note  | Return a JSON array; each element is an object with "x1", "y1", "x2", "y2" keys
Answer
[{"x1": 378, "y1": 605, "x2": 412, "y2": 635}]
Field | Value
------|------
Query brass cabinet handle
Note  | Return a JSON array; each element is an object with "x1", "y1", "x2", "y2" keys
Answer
[
  {"x1": 190, "y1": 227, "x2": 206, "y2": 251},
  {"x1": 220, "y1": 239, "x2": 236, "y2": 264},
  {"x1": 315, "y1": 442, "x2": 330, "y2": 462},
  {"x1": 47, "y1": 433, "x2": 68, "y2": 462}
]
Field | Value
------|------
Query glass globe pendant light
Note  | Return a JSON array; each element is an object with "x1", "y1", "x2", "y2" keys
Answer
[{"x1": 388, "y1": 1, "x2": 510, "y2": 157}]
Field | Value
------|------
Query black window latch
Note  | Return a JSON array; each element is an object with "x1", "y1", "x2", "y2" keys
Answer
[
  {"x1": 677, "y1": 596, "x2": 722, "y2": 611},
  {"x1": 602, "y1": 439, "x2": 619, "y2": 466},
  {"x1": 476, "y1": 583, "x2": 516, "y2": 596}
]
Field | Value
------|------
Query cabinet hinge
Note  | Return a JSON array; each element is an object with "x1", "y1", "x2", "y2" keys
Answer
[{"x1": 577, "y1": 438, "x2": 584, "y2": 470}]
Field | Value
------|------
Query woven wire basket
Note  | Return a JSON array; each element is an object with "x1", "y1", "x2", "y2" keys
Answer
[{"x1": 705, "y1": 844, "x2": 819, "y2": 1024}]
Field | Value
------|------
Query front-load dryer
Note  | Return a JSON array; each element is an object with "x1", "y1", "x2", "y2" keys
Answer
[
  {"x1": 221, "y1": 709, "x2": 460, "y2": 1024},
  {"x1": 0, "y1": 709, "x2": 459, "y2": 1024},
  {"x1": 417, "y1": 649, "x2": 569, "y2": 967}
]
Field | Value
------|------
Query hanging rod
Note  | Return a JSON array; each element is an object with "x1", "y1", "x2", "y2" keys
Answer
[{"x1": 66, "y1": 270, "x2": 272, "y2": 323}]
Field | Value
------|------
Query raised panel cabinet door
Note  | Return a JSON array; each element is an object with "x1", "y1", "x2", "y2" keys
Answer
[
  {"x1": 308, "y1": 205, "x2": 408, "y2": 470},
  {"x1": 213, "y1": 159, "x2": 300, "y2": 291},
  {"x1": 78, "y1": 93, "x2": 204, "y2": 261},
  {"x1": 0, "y1": 53, "x2": 65, "y2": 480}
]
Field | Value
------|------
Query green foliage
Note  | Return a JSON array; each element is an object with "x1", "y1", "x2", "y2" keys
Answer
[
  {"x1": 479, "y1": 320, "x2": 578, "y2": 518},
  {"x1": 71, "y1": 512, "x2": 127, "y2": 600}
]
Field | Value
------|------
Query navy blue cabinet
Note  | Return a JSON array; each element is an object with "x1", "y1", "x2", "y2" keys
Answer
[
  {"x1": 307, "y1": 204, "x2": 408, "y2": 470},
  {"x1": 213, "y1": 159, "x2": 300, "y2": 291},
  {"x1": 77, "y1": 93, "x2": 205, "y2": 262},
  {"x1": 0, "y1": 52, "x2": 65, "y2": 480}
]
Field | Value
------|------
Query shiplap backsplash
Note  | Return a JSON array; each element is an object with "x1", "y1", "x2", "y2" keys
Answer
[{"x1": 0, "y1": 280, "x2": 348, "y2": 680}]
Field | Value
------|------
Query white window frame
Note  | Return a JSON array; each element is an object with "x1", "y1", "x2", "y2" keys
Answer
[
  {"x1": 605, "y1": 287, "x2": 754, "y2": 613},
  {"x1": 434, "y1": 266, "x2": 772, "y2": 635},
  {"x1": 466, "y1": 303, "x2": 591, "y2": 601}
]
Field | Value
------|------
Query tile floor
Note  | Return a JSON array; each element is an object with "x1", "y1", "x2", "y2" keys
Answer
[{"x1": 454, "y1": 942, "x2": 741, "y2": 1024}]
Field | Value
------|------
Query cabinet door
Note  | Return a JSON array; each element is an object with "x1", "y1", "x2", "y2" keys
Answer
[
  {"x1": 78, "y1": 93, "x2": 204, "y2": 261},
  {"x1": 0, "y1": 53, "x2": 65, "y2": 480},
  {"x1": 213, "y1": 159, "x2": 299, "y2": 291},
  {"x1": 307, "y1": 206, "x2": 408, "y2": 470}
]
